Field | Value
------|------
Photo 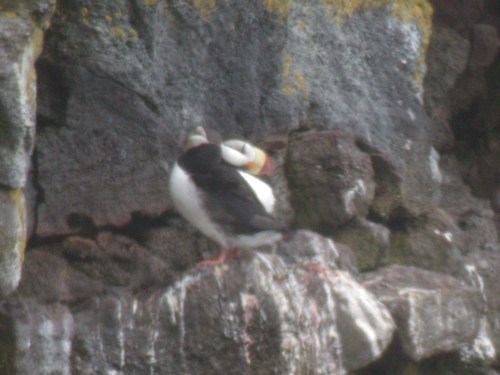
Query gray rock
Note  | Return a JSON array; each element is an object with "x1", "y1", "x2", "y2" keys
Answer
[
  {"x1": 0, "y1": 16, "x2": 39, "y2": 188},
  {"x1": 276, "y1": 229, "x2": 358, "y2": 274},
  {"x1": 0, "y1": 189, "x2": 26, "y2": 297},
  {"x1": 35, "y1": 64, "x2": 172, "y2": 236},
  {"x1": 423, "y1": 25, "x2": 469, "y2": 151},
  {"x1": 388, "y1": 208, "x2": 463, "y2": 272},
  {"x1": 362, "y1": 265, "x2": 484, "y2": 361},
  {"x1": 7, "y1": 300, "x2": 74, "y2": 375}
]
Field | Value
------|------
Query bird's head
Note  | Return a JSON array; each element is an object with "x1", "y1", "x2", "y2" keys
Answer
[
  {"x1": 221, "y1": 139, "x2": 274, "y2": 176},
  {"x1": 184, "y1": 126, "x2": 223, "y2": 150}
]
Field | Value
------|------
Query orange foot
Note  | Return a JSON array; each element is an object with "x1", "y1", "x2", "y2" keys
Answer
[{"x1": 196, "y1": 247, "x2": 240, "y2": 267}]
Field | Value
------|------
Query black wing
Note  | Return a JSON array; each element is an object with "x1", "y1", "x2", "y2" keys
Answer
[{"x1": 179, "y1": 144, "x2": 282, "y2": 234}]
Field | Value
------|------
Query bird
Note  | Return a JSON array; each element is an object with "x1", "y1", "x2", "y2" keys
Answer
[{"x1": 169, "y1": 126, "x2": 283, "y2": 266}]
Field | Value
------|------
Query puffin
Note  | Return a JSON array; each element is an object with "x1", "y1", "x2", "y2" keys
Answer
[{"x1": 169, "y1": 127, "x2": 283, "y2": 265}]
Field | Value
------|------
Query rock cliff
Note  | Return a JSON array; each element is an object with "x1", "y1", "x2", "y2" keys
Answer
[{"x1": 0, "y1": 0, "x2": 499, "y2": 374}]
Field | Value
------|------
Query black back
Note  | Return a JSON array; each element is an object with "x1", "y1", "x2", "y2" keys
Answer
[{"x1": 178, "y1": 144, "x2": 282, "y2": 234}]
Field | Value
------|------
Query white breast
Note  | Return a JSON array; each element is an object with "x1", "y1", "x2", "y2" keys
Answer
[
  {"x1": 169, "y1": 163, "x2": 227, "y2": 247},
  {"x1": 237, "y1": 171, "x2": 276, "y2": 214}
]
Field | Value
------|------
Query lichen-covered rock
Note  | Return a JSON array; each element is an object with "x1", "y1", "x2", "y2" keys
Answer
[
  {"x1": 0, "y1": 189, "x2": 27, "y2": 297},
  {"x1": 286, "y1": 130, "x2": 375, "y2": 230},
  {"x1": 362, "y1": 265, "x2": 484, "y2": 361}
]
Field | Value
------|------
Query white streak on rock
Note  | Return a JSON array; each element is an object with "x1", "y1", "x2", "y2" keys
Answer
[
  {"x1": 318, "y1": 280, "x2": 344, "y2": 375},
  {"x1": 240, "y1": 293, "x2": 258, "y2": 365},
  {"x1": 429, "y1": 147, "x2": 443, "y2": 186},
  {"x1": 161, "y1": 274, "x2": 201, "y2": 373},
  {"x1": 433, "y1": 229, "x2": 453, "y2": 243},
  {"x1": 461, "y1": 264, "x2": 496, "y2": 363},
  {"x1": 344, "y1": 179, "x2": 366, "y2": 215},
  {"x1": 15, "y1": 303, "x2": 74, "y2": 375}
]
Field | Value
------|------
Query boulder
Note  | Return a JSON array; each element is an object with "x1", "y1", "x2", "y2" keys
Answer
[
  {"x1": 286, "y1": 130, "x2": 375, "y2": 230},
  {"x1": 362, "y1": 265, "x2": 484, "y2": 361},
  {"x1": 332, "y1": 218, "x2": 390, "y2": 272},
  {"x1": 4, "y1": 251, "x2": 395, "y2": 374},
  {"x1": 452, "y1": 251, "x2": 500, "y2": 367}
]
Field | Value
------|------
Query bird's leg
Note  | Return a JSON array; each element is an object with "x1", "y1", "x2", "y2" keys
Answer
[
  {"x1": 196, "y1": 247, "x2": 240, "y2": 267},
  {"x1": 225, "y1": 247, "x2": 240, "y2": 261}
]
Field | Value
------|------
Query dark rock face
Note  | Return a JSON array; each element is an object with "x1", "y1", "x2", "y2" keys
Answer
[
  {"x1": 35, "y1": 63, "x2": 172, "y2": 236},
  {"x1": 286, "y1": 130, "x2": 375, "y2": 230}
]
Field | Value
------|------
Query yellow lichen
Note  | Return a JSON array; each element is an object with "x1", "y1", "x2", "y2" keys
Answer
[
  {"x1": 80, "y1": 7, "x2": 89, "y2": 17},
  {"x1": 193, "y1": 0, "x2": 216, "y2": 16},
  {"x1": 281, "y1": 52, "x2": 308, "y2": 96},
  {"x1": 1, "y1": 11, "x2": 17, "y2": 18},
  {"x1": 144, "y1": 0, "x2": 158, "y2": 4},
  {"x1": 111, "y1": 26, "x2": 127, "y2": 40},
  {"x1": 129, "y1": 28, "x2": 139, "y2": 40},
  {"x1": 262, "y1": 0, "x2": 291, "y2": 20},
  {"x1": 104, "y1": 15, "x2": 113, "y2": 23},
  {"x1": 8, "y1": 189, "x2": 26, "y2": 265},
  {"x1": 392, "y1": 0, "x2": 433, "y2": 88},
  {"x1": 297, "y1": 21, "x2": 307, "y2": 30},
  {"x1": 321, "y1": 0, "x2": 433, "y2": 89}
]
